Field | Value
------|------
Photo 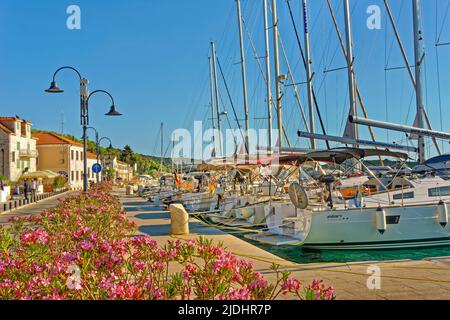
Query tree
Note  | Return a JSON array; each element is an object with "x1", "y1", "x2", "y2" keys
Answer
[{"x1": 121, "y1": 145, "x2": 133, "y2": 164}]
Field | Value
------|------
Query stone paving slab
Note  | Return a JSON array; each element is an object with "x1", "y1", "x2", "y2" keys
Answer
[
  {"x1": 120, "y1": 191, "x2": 450, "y2": 300},
  {"x1": 0, "y1": 191, "x2": 75, "y2": 225}
]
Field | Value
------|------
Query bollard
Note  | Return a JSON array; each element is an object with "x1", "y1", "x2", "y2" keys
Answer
[{"x1": 169, "y1": 203, "x2": 189, "y2": 235}]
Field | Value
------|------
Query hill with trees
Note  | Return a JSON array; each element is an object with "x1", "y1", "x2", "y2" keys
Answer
[{"x1": 32, "y1": 129, "x2": 171, "y2": 177}]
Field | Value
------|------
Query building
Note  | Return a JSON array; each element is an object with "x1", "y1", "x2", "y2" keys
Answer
[
  {"x1": 33, "y1": 132, "x2": 100, "y2": 190},
  {"x1": 103, "y1": 155, "x2": 133, "y2": 181},
  {"x1": 0, "y1": 116, "x2": 38, "y2": 181}
]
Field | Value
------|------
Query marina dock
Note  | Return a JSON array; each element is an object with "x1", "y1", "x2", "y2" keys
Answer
[{"x1": 119, "y1": 188, "x2": 450, "y2": 300}]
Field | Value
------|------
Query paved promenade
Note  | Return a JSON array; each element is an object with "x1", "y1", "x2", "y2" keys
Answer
[
  {"x1": 0, "y1": 191, "x2": 74, "y2": 225},
  {"x1": 119, "y1": 190, "x2": 450, "y2": 300}
]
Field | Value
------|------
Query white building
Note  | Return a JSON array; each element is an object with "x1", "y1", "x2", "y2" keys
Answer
[{"x1": 0, "y1": 116, "x2": 38, "y2": 181}]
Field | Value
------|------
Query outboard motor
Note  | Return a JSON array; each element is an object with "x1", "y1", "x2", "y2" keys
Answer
[{"x1": 319, "y1": 174, "x2": 336, "y2": 208}]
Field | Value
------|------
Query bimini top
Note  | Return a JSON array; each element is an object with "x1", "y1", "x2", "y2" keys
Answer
[
  {"x1": 276, "y1": 147, "x2": 409, "y2": 165},
  {"x1": 423, "y1": 153, "x2": 450, "y2": 165}
]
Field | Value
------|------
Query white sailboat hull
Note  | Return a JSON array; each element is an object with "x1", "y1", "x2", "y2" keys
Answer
[{"x1": 302, "y1": 203, "x2": 450, "y2": 250}]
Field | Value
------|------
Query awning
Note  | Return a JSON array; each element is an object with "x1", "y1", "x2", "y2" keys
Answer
[
  {"x1": 21, "y1": 170, "x2": 60, "y2": 179},
  {"x1": 276, "y1": 147, "x2": 408, "y2": 165}
]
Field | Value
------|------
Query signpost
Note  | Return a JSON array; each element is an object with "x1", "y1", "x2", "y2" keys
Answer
[{"x1": 92, "y1": 163, "x2": 102, "y2": 174}]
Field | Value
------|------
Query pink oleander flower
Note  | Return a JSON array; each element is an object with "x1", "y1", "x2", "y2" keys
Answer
[
  {"x1": 61, "y1": 252, "x2": 78, "y2": 262},
  {"x1": 79, "y1": 240, "x2": 95, "y2": 251},
  {"x1": 282, "y1": 278, "x2": 301, "y2": 293},
  {"x1": 182, "y1": 264, "x2": 197, "y2": 281},
  {"x1": 249, "y1": 278, "x2": 269, "y2": 290},
  {"x1": 227, "y1": 287, "x2": 251, "y2": 300}
]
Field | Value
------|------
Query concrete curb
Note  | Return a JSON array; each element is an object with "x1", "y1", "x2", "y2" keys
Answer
[{"x1": 0, "y1": 190, "x2": 70, "y2": 215}]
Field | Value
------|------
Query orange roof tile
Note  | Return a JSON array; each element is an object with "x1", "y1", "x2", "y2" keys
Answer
[
  {"x1": 0, "y1": 122, "x2": 14, "y2": 134},
  {"x1": 87, "y1": 151, "x2": 97, "y2": 159},
  {"x1": 0, "y1": 116, "x2": 23, "y2": 122},
  {"x1": 33, "y1": 132, "x2": 83, "y2": 147}
]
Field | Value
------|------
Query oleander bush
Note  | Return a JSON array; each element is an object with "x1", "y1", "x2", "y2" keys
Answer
[{"x1": 0, "y1": 183, "x2": 335, "y2": 300}]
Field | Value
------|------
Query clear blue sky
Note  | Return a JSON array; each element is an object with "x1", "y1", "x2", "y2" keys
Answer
[{"x1": 1, "y1": 0, "x2": 450, "y2": 160}]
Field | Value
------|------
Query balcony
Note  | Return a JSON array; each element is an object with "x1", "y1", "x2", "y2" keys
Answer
[{"x1": 19, "y1": 148, "x2": 38, "y2": 158}]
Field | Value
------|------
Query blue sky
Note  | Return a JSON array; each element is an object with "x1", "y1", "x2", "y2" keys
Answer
[{"x1": 1, "y1": 0, "x2": 450, "y2": 160}]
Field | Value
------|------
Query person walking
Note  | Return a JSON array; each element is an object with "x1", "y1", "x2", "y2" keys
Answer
[
  {"x1": 31, "y1": 178, "x2": 37, "y2": 198},
  {"x1": 23, "y1": 179, "x2": 29, "y2": 201}
]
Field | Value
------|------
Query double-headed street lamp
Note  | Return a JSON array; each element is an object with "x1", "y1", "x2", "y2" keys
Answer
[
  {"x1": 45, "y1": 66, "x2": 122, "y2": 192},
  {"x1": 84, "y1": 127, "x2": 113, "y2": 183},
  {"x1": 98, "y1": 136, "x2": 113, "y2": 181}
]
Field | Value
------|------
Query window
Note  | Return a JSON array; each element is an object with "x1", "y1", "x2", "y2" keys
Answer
[
  {"x1": 393, "y1": 192, "x2": 415, "y2": 200},
  {"x1": 71, "y1": 150, "x2": 74, "y2": 160},
  {"x1": 76, "y1": 171, "x2": 79, "y2": 181},
  {"x1": 428, "y1": 186, "x2": 450, "y2": 197},
  {"x1": 71, "y1": 171, "x2": 74, "y2": 181},
  {"x1": 16, "y1": 142, "x2": 20, "y2": 150},
  {"x1": 12, "y1": 151, "x2": 15, "y2": 162},
  {"x1": 76, "y1": 151, "x2": 78, "y2": 161},
  {"x1": 27, "y1": 143, "x2": 30, "y2": 152}
]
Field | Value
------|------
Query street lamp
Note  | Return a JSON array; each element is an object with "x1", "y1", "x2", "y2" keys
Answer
[
  {"x1": 45, "y1": 66, "x2": 122, "y2": 192},
  {"x1": 84, "y1": 126, "x2": 99, "y2": 183},
  {"x1": 98, "y1": 137, "x2": 113, "y2": 181},
  {"x1": 86, "y1": 90, "x2": 120, "y2": 186},
  {"x1": 83, "y1": 129, "x2": 113, "y2": 183}
]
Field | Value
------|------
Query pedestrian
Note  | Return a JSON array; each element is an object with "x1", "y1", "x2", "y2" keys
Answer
[
  {"x1": 31, "y1": 178, "x2": 37, "y2": 198},
  {"x1": 23, "y1": 179, "x2": 29, "y2": 201}
]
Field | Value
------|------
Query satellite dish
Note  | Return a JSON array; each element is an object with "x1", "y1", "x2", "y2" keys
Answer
[{"x1": 288, "y1": 182, "x2": 309, "y2": 209}]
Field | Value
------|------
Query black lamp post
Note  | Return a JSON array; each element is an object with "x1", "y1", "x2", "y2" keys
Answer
[
  {"x1": 98, "y1": 136, "x2": 113, "y2": 181},
  {"x1": 45, "y1": 67, "x2": 122, "y2": 192}
]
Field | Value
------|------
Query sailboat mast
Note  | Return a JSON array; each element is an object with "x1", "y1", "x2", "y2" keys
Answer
[
  {"x1": 236, "y1": 0, "x2": 250, "y2": 155},
  {"x1": 302, "y1": 0, "x2": 315, "y2": 149},
  {"x1": 263, "y1": 0, "x2": 272, "y2": 151},
  {"x1": 343, "y1": 0, "x2": 358, "y2": 145},
  {"x1": 211, "y1": 41, "x2": 222, "y2": 156},
  {"x1": 271, "y1": 0, "x2": 283, "y2": 148},
  {"x1": 208, "y1": 56, "x2": 216, "y2": 156},
  {"x1": 412, "y1": 0, "x2": 426, "y2": 163},
  {"x1": 160, "y1": 122, "x2": 163, "y2": 174}
]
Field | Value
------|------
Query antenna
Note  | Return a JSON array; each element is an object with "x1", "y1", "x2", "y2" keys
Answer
[{"x1": 61, "y1": 111, "x2": 65, "y2": 134}]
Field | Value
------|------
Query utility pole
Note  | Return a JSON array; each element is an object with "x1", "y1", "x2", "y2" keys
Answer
[
  {"x1": 412, "y1": 0, "x2": 426, "y2": 163},
  {"x1": 302, "y1": 0, "x2": 315, "y2": 149},
  {"x1": 236, "y1": 0, "x2": 250, "y2": 155},
  {"x1": 263, "y1": 0, "x2": 272, "y2": 151},
  {"x1": 211, "y1": 41, "x2": 222, "y2": 156},
  {"x1": 208, "y1": 56, "x2": 216, "y2": 157},
  {"x1": 343, "y1": 0, "x2": 358, "y2": 144},
  {"x1": 271, "y1": 0, "x2": 283, "y2": 149}
]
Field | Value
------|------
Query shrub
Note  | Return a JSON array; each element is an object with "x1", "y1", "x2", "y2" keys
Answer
[
  {"x1": 0, "y1": 183, "x2": 335, "y2": 300},
  {"x1": 53, "y1": 176, "x2": 66, "y2": 189}
]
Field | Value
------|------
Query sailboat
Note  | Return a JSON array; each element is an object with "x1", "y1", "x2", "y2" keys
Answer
[{"x1": 244, "y1": 0, "x2": 450, "y2": 250}]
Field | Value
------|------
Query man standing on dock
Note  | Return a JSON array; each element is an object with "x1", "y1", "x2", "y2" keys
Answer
[
  {"x1": 31, "y1": 179, "x2": 37, "y2": 198},
  {"x1": 23, "y1": 179, "x2": 29, "y2": 201}
]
